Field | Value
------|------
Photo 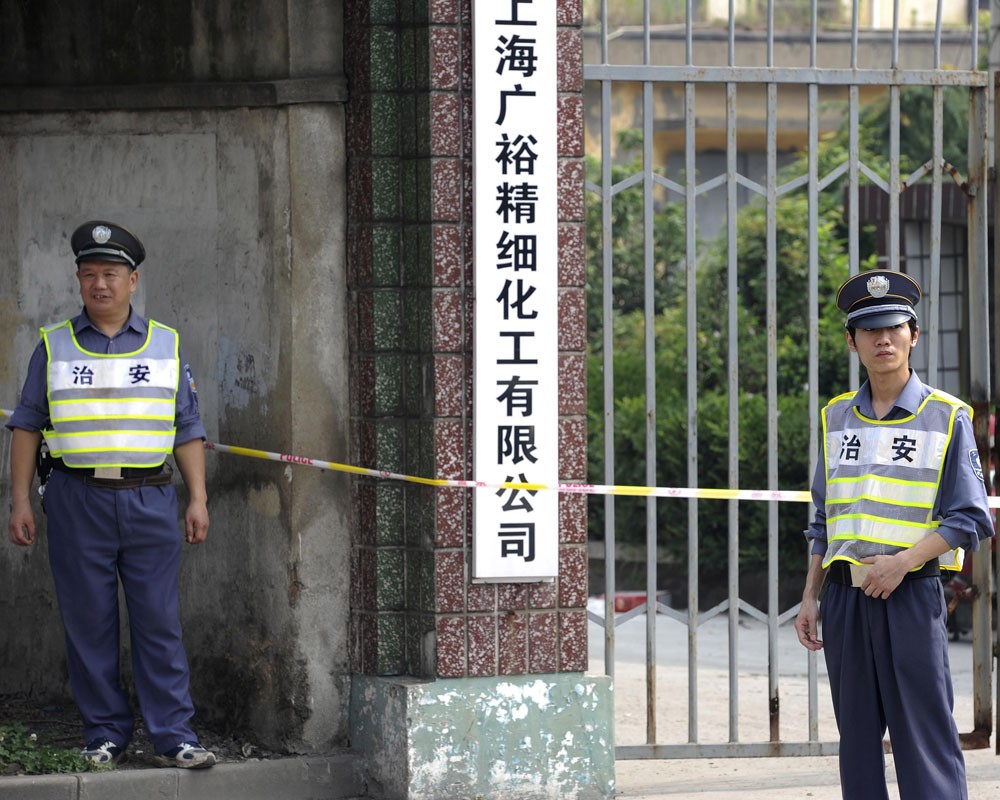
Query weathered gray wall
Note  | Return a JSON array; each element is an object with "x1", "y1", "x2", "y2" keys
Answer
[{"x1": 0, "y1": 1, "x2": 349, "y2": 752}]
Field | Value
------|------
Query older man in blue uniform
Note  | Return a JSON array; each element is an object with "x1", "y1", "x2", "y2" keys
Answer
[
  {"x1": 6, "y1": 221, "x2": 216, "y2": 769},
  {"x1": 794, "y1": 269, "x2": 994, "y2": 799}
]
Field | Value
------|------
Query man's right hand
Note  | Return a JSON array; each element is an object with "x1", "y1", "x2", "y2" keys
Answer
[{"x1": 794, "y1": 597, "x2": 823, "y2": 651}]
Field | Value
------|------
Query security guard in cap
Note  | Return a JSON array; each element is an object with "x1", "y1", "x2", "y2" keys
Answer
[
  {"x1": 6, "y1": 221, "x2": 217, "y2": 769},
  {"x1": 794, "y1": 269, "x2": 994, "y2": 799}
]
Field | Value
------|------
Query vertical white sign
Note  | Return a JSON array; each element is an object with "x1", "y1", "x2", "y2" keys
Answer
[{"x1": 472, "y1": 0, "x2": 559, "y2": 581}]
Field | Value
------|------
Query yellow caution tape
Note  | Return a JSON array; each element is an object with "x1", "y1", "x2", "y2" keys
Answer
[{"x1": 4, "y1": 406, "x2": 998, "y2": 506}]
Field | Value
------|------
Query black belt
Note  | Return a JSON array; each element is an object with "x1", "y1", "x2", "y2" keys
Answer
[
  {"x1": 827, "y1": 558, "x2": 940, "y2": 587},
  {"x1": 50, "y1": 459, "x2": 171, "y2": 488}
]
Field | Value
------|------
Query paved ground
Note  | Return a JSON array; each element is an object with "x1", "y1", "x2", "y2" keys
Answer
[
  {"x1": 614, "y1": 748, "x2": 1000, "y2": 799},
  {"x1": 593, "y1": 604, "x2": 1000, "y2": 799}
]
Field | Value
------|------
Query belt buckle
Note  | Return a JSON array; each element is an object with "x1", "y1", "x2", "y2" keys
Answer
[
  {"x1": 849, "y1": 563, "x2": 872, "y2": 588},
  {"x1": 93, "y1": 467, "x2": 122, "y2": 480}
]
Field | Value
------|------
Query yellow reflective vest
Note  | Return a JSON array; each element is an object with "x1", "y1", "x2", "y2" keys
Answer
[
  {"x1": 821, "y1": 388, "x2": 969, "y2": 571},
  {"x1": 41, "y1": 319, "x2": 179, "y2": 468}
]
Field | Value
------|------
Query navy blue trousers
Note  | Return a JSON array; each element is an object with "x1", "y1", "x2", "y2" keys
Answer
[
  {"x1": 43, "y1": 470, "x2": 196, "y2": 753},
  {"x1": 822, "y1": 578, "x2": 967, "y2": 800}
]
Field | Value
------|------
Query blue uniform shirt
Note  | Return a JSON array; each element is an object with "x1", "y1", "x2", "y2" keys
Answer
[
  {"x1": 805, "y1": 371, "x2": 994, "y2": 557},
  {"x1": 5, "y1": 307, "x2": 207, "y2": 446}
]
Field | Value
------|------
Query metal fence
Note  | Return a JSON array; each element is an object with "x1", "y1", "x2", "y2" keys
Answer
[{"x1": 583, "y1": 0, "x2": 996, "y2": 759}]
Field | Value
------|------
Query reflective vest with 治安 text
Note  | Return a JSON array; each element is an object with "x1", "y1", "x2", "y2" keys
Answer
[
  {"x1": 821, "y1": 388, "x2": 969, "y2": 572},
  {"x1": 41, "y1": 319, "x2": 180, "y2": 469}
]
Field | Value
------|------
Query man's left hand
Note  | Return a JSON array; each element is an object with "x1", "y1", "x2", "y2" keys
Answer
[
  {"x1": 185, "y1": 500, "x2": 210, "y2": 544},
  {"x1": 859, "y1": 554, "x2": 909, "y2": 599}
]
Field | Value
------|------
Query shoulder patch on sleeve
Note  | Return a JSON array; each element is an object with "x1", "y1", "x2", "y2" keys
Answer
[{"x1": 969, "y1": 448, "x2": 984, "y2": 482}]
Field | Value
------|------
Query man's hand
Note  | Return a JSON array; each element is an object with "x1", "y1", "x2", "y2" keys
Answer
[
  {"x1": 184, "y1": 498, "x2": 209, "y2": 544},
  {"x1": 8, "y1": 500, "x2": 35, "y2": 546},
  {"x1": 795, "y1": 597, "x2": 823, "y2": 651},
  {"x1": 8, "y1": 428, "x2": 41, "y2": 547},
  {"x1": 174, "y1": 438, "x2": 209, "y2": 545},
  {"x1": 795, "y1": 553, "x2": 825, "y2": 650},
  {"x1": 859, "y1": 554, "x2": 911, "y2": 599}
]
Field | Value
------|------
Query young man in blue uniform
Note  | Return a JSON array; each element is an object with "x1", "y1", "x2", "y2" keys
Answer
[
  {"x1": 6, "y1": 221, "x2": 217, "y2": 769},
  {"x1": 794, "y1": 269, "x2": 994, "y2": 799}
]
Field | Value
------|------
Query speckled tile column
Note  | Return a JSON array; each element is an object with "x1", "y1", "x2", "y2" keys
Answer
[{"x1": 347, "y1": 0, "x2": 588, "y2": 682}]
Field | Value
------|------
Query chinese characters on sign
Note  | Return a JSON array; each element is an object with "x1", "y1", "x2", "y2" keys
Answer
[{"x1": 472, "y1": 0, "x2": 558, "y2": 581}]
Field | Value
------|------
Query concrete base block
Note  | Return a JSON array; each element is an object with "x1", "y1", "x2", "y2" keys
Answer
[{"x1": 350, "y1": 673, "x2": 615, "y2": 800}]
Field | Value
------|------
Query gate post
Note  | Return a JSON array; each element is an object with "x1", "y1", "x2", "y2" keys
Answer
[
  {"x1": 344, "y1": 1, "x2": 614, "y2": 797},
  {"x1": 966, "y1": 84, "x2": 994, "y2": 750}
]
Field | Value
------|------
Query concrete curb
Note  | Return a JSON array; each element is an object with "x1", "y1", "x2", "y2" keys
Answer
[{"x1": 0, "y1": 754, "x2": 368, "y2": 800}]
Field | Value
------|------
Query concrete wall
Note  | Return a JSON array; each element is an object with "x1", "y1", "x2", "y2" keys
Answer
[{"x1": 0, "y1": 1, "x2": 350, "y2": 752}]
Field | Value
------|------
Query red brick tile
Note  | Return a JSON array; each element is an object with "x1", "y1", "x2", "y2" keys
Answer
[
  {"x1": 498, "y1": 611, "x2": 528, "y2": 675},
  {"x1": 558, "y1": 287, "x2": 587, "y2": 351},
  {"x1": 557, "y1": 29, "x2": 583, "y2": 92},
  {"x1": 358, "y1": 356, "x2": 376, "y2": 415},
  {"x1": 357, "y1": 291, "x2": 375, "y2": 351},
  {"x1": 435, "y1": 550, "x2": 466, "y2": 612},
  {"x1": 356, "y1": 483, "x2": 377, "y2": 547},
  {"x1": 558, "y1": 94, "x2": 584, "y2": 158},
  {"x1": 528, "y1": 612, "x2": 558, "y2": 673},
  {"x1": 430, "y1": 0, "x2": 459, "y2": 24},
  {"x1": 559, "y1": 417, "x2": 587, "y2": 480},
  {"x1": 558, "y1": 158, "x2": 585, "y2": 222},
  {"x1": 559, "y1": 492, "x2": 587, "y2": 544},
  {"x1": 359, "y1": 613, "x2": 378, "y2": 674},
  {"x1": 436, "y1": 615, "x2": 467, "y2": 677},
  {"x1": 559, "y1": 609, "x2": 588, "y2": 672},
  {"x1": 434, "y1": 419, "x2": 466, "y2": 479},
  {"x1": 346, "y1": 94, "x2": 372, "y2": 156},
  {"x1": 467, "y1": 615, "x2": 497, "y2": 676},
  {"x1": 434, "y1": 355, "x2": 465, "y2": 416},
  {"x1": 348, "y1": 158, "x2": 373, "y2": 220},
  {"x1": 432, "y1": 289, "x2": 464, "y2": 351},
  {"x1": 357, "y1": 421, "x2": 377, "y2": 472},
  {"x1": 431, "y1": 92, "x2": 461, "y2": 157},
  {"x1": 431, "y1": 159, "x2": 463, "y2": 222},
  {"x1": 559, "y1": 545, "x2": 588, "y2": 608},
  {"x1": 435, "y1": 487, "x2": 466, "y2": 547},
  {"x1": 432, "y1": 224, "x2": 463, "y2": 286},
  {"x1": 498, "y1": 583, "x2": 527, "y2": 610},
  {"x1": 528, "y1": 581, "x2": 558, "y2": 609},
  {"x1": 466, "y1": 582, "x2": 496, "y2": 613},
  {"x1": 430, "y1": 28, "x2": 461, "y2": 90},
  {"x1": 557, "y1": 0, "x2": 583, "y2": 26},
  {"x1": 559, "y1": 353, "x2": 586, "y2": 415},
  {"x1": 358, "y1": 547, "x2": 377, "y2": 610},
  {"x1": 558, "y1": 223, "x2": 586, "y2": 287}
]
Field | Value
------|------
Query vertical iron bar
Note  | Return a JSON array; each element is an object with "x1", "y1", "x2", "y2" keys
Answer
[
  {"x1": 765, "y1": 14, "x2": 780, "y2": 741},
  {"x1": 806, "y1": 0, "x2": 820, "y2": 744},
  {"x1": 685, "y1": 77, "x2": 699, "y2": 745},
  {"x1": 927, "y1": 84, "x2": 942, "y2": 386},
  {"x1": 766, "y1": 96, "x2": 780, "y2": 742},
  {"x1": 642, "y1": 0, "x2": 657, "y2": 749},
  {"x1": 848, "y1": 3, "x2": 860, "y2": 390},
  {"x1": 726, "y1": 0, "x2": 740, "y2": 745},
  {"x1": 889, "y1": 1, "x2": 900, "y2": 272}
]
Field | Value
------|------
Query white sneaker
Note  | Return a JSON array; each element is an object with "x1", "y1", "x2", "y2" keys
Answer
[
  {"x1": 153, "y1": 741, "x2": 217, "y2": 769},
  {"x1": 81, "y1": 738, "x2": 125, "y2": 766}
]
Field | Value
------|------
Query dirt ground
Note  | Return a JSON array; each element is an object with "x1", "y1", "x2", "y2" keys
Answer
[{"x1": 0, "y1": 692, "x2": 276, "y2": 771}]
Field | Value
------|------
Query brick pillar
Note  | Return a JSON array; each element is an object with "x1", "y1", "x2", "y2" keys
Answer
[{"x1": 346, "y1": 1, "x2": 611, "y2": 796}]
